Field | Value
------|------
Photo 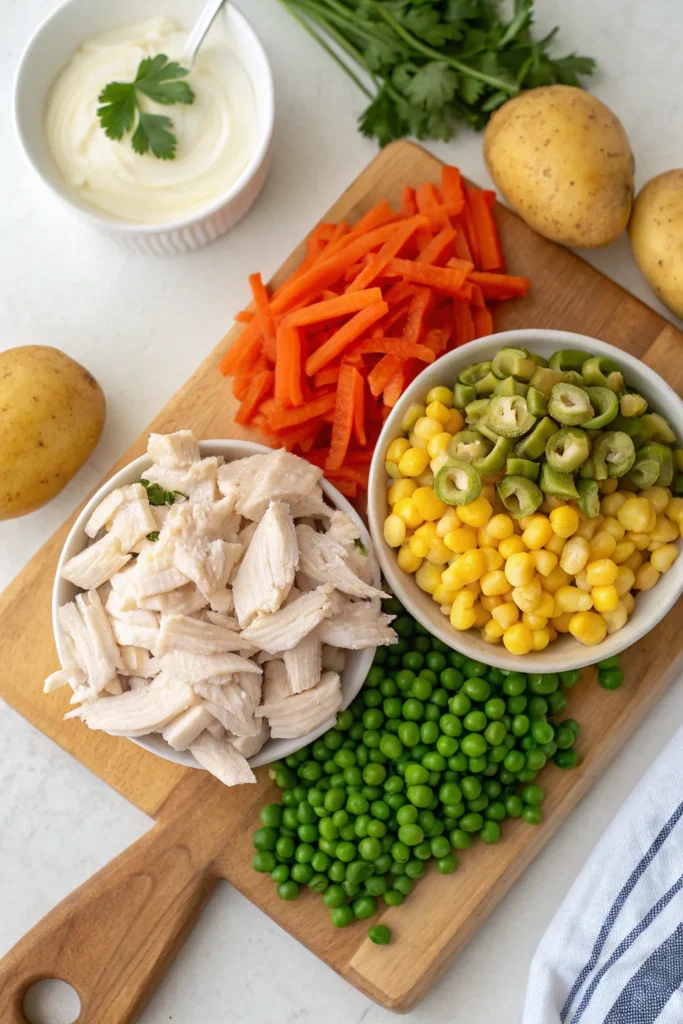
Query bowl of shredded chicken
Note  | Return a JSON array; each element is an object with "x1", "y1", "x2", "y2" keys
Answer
[{"x1": 47, "y1": 432, "x2": 397, "y2": 787}]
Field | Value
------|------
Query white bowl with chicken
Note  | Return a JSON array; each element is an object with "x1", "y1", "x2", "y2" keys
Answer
[{"x1": 49, "y1": 432, "x2": 396, "y2": 787}]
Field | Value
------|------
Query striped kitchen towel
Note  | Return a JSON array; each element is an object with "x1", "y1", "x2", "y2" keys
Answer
[{"x1": 523, "y1": 724, "x2": 683, "y2": 1024}]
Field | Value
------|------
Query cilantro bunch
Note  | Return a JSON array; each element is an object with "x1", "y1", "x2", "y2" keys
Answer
[{"x1": 279, "y1": 0, "x2": 595, "y2": 146}]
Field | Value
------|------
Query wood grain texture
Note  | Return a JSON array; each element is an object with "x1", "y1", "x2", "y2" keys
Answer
[{"x1": 0, "y1": 141, "x2": 682, "y2": 1018}]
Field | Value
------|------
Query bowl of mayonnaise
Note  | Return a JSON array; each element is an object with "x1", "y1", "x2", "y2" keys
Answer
[{"x1": 14, "y1": 0, "x2": 274, "y2": 253}]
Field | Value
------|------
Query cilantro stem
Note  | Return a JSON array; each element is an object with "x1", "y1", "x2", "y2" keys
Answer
[
  {"x1": 278, "y1": 0, "x2": 374, "y2": 98},
  {"x1": 290, "y1": 0, "x2": 378, "y2": 84}
]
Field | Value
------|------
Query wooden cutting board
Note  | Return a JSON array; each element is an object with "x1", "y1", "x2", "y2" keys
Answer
[{"x1": 1, "y1": 141, "x2": 682, "y2": 1021}]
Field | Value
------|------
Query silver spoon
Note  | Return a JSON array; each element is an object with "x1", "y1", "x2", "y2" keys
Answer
[{"x1": 184, "y1": 0, "x2": 229, "y2": 68}]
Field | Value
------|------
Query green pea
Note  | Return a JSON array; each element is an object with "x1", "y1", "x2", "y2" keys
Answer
[
  {"x1": 525, "y1": 749, "x2": 547, "y2": 772},
  {"x1": 330, "y1": 905, "x2": 355, "y2": 927},
  {"x1": 440, "y1": 668, "x2": 464, "y2": 691},
  {"x1": 380, "y1": 733, "x2": 404, "y2": 759},
  {"x1": 380, "y1": 678, "x2": 398, "y2": 698},
  {"x1": 522, "y1": 785, "x2": 544, "y2": 806},
  {"x1": 437, "y1": 735, "x2": 458, "y2": 757},
  {"x1": 430, "y1": 687, "x2": 449, "y2": 708},
  {"x1": 547, "y1": 689, "x2": 568, "y2": 715},
  {"x1": 253, "y1": 851, "x2": 276, "y2": 872},
  {"x1": 407, "y1": 785, "x2": 433, "y2": 808},
  {"x1": 505, "y1": 795, "x2": 523, "y2": 818},
  {"x1": 464, "y1": 659, "x2": 487, "y2": 677},
  {"x1": 449, "y1": 693, "x2": 472, "y2": 716},
  {"x1": 414, "y1": 636, "x2": 431, "y2": 653},
  {"x1": 449, "y1": 828, "x2": 472, "y2": 849},
  {"x1": 273, "y1": 766, "x2": 298, "y2": 790},
  {"x1": 278, "y1": 880, "x2": 300, "y2": 900},
  {"x1": 323, "y1": 883, "x2": 347, "y2": 908},
  {"x1": 405, "y1": 859, "x2": 426, "y2": 879},
  {"x1": 459, "y1": 812, "x2": 484, "y2": 833},
  {"x1": 419, "y1": 668, "x2": 438, "y2": 684},
  {"x1": 485, "y1": 721, "x2": 507, "y2": 745},
  {"x1": 439, "y1": 781, "x2": 462, "y2": 806},
  {"x1": 527, "y1": 696, "x2": 549, "y2": 719},
  {"x1": 462, "y1": 677, "x2": 491, "y2": 702},
  {"x1": 307, "y1": 873, "x2": 329, "y2": 893},
  {"x1": 396, "y1": 669, "x2": 416, "y2": 691},
  {"x1": 430, "y1": 835, "x2": 451, "y2": 858},
  {"x1": 298, "y1": 824, "x2": 319, "y2": 843},
  {"x1": 507, "y1": 695, "x2": 527, "y2": 715},
  {"x1": 522, "y1": 806, "x2": 543, "y2": 825},
  {"x1": 484, "y1": 697, "x2": 506, "y2": 720},
  {"x1": 555, "y1": 748, "x2": 579, "y2": 769},
  {"x1": 394, "y1": 616, "x2": 415, "y2": 637},
  {"x1": 464, "y1": 710, "x2": 487, "y2": 732},
  {"x1": 559, "y1": 669, "x2": 581, "y2": 687},
  {"x1": 528, "y1": 673, "x2": 559, "y2": 695},
  {"x1": 503, "y1": 672, "x2": 527, "y2": 696},
  {"x1": 398, "y1": 824, "x2": 425, "y2": 846},
  {"x1": 460, "y1": 733, "x2": 488, "y2": 758},
  {"x1": 294, "y1": 843, "x2": 315, "y2": 864},
  {"x1": 344, "y1": 766, "x2": 363, "y2": 787},
  {"x1": 425, "y1": 651, "x2": 446, "y2": 672},
  {"x1": 390, "y1": 840, "x2": 410, "y2": 863},
  {"x1": 438, "y1": 853, "x2": 458, "y2": 874},
  {"x1": 448, "y1": 753, "x2": 468, "y2": 772},
  {"x1": 565, "y1": 718, "x2": 581, "y2": 737},
  {"x1": 597, "y1": 655, "x2": 619, "y2": 669},
  {"x1": 383, "y1": 889, "x2": 404, "y2": 907},
  {"x1": 517, "y1": 768, "x2": 538, "y2": 783},
  {"x1": 393, "y1": 875, "x2": 414, "y2": 896},
  {"x1": 291, "y1": 863, "x2": 314, "y2": 884},
  {"x1": 358, "y1": 837, "x2": 382, "y2": 862},
  {"x1": 396, "y1": 803, "x2": 418, "y2": 826},
  {"x1": 480, "y1": 820, "x2": 501, "y2": 844},
  {"x1": 299, "y1": 760, "x2": 323, "y2": 782},
  {"x1": 503, "y1": 750, "x2": 525, "y2": 773},
  {"x1": 555, "y1": 725, "x2": 575, "y2": 750},
  {"x1": 412, "y1": 677, "x2": 433, "y2": 702},
  {"x1": 370, "y1": 799, "x2": 391, "y2": 822},
  {"x1": 390, "y1": 859, "x2": 407, "y2": 875},
  {"x1": 398, "y1": 721, "x2": 420, "y2": 746},
  {"x1": 253, "y1": 827, "x2": 278, "y2": 851},
  {"x1": 467, "y1": 794, "x2": 489, "y2": 813},
  {"x1": 336, "y1": 841, "x2": 357, "y2": 863},
  {"x1": 276, "y1": 836, "x2": 295, "y2": 860},
  {"x1": 260, "y1": 804, "x2": 283, "y2": 828},
  {"x1": 271, "y1": 864, "x2": 290, "y2": 883},
  {"x1": 530, "y1": 721, "x2": 554, "y2": 745},
  {"x1": 368, "y1": 925, "x2": 392, "y2": 945},
  {"x1": 485, "y1": 801, "x2": 506, "y2": 822},
  {"x1": 421, "y1": 720, "x2": 440, "y2": 744},
  {"x1": 352, "y1": 895, "x2": 378, "y2": 920},
  {"x1": 598, "y1": 668, "x2": 623, "y2": 690},
  {"x1": 402, "y1": 698, "x2": 425, "y2": 721}
]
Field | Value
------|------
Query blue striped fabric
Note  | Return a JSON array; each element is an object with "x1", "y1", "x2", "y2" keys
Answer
[{"x1": 603, "y1": 924, "x2": 683, "y2": 1023}]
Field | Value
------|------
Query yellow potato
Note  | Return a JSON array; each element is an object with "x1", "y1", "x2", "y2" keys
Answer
[
  {"x1": 0, "y1": 346, "x2": 105, "y2": 520},
  {"x1": 484, "y1": 85, "x2": 634, "y2": 248},
  {"x1": 628, "y1": 169, "x2": 683, "y2": 319}
]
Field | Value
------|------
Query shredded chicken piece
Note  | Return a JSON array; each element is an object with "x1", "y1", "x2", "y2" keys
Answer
[
  {"x1": 189, "y1": 732, "x2": 256, "y2": 785},
  {"x1": 257, "y1": 671, "x2": 343, "y2": 739},
  {"x1": 233, "y1": 501, "x2": 298, "y2": 627},
  {"x1": 60, "y1": 535, "x2": 131, "y2": 590},
  {"x1": 319, "y1": 598, "x2": 397, "y2": 649},
  {"x1": 322, "y1": 645, "x2": 347, "y2": 674},
  {"x1": 296, "y1": 524, "x2": 387, "y2": 600},
  {"x1": 159, "y1": 650, "x2": 261, "y2": 681},
  {"x1": 119, "y1": 646, "x2": 159, "y2": 677},
  {"x1": 148, "y1": 430, "x2": 200, "y2": 468},
  {"x1": 65, "y1": 674, "x2": 196, "y2": 736},
  {"x1": 229, "y1": 718, "x2": 269, "y2": 758},
  {"x1": 199, "y1": 685, "x2": 261, "y2": 736},
  {"x1": 43, "y1": 669, "x2": 73, "y2": 694},
  {"x1": 283, "y1": 633, "x2": 322, "y2": 694},
  {"x1": 110, "y1": 619, "x2": 160, "y2": 653},
  {"x1": 261, "y1": 659, "x2": 291, "y2": 704},
  {"x1": 109, "y1": 499, "x2": 158, "y2": 554},
  {"x1": 161, "y1": 704, "x2": 215, "y2": 750},
  {"x1": 232, "y1": 449, "x2": 326, "y2": 521},
  {"x1": 240, "y1": 585, "x2": 337, "y2": 654},
  {"x1": 157, "y1": 614, "x2": 247, "y2": 655}
]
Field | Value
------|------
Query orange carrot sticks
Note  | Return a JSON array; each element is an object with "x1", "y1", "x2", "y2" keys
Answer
[
  {"x1": 283, "y1": 287, "x2": 383, "y2": 327},
  {"x1": 417, "y1": 226, "x2": 457, "y2": 265},
  {"x1": 327, "y1": 363, "x2": 358, "y2": 471},
  {"x1": 367, "y1": 354, "x2": 402, "y2": 397},
  {"x1": 352, "y1": 370, "x2": 367, "y2": 446},
  {"x1": 347, "y1": 216, "x2": 428, "y2": 293},
  {"x1": 466, "y1": 186, "x2": 503, "y2": 271},
  {"x1": 235, "y1": 370, "x2": 274, "y2": 425},
  {"x1": 468, "y1": 271, "x2": 531, "y2": 299},
  {"x1": 274, "y1": 325, "x2": 304, "y2": 407},
  {"x1": 304, "y1": 301, "x2": 388, "y2": 376},
  {"x1": 269, "y1": 391, "x2": 337, "y2": 432},
  {"x1": 382, "y1": 258, "x2": 473, "y2": 295}
]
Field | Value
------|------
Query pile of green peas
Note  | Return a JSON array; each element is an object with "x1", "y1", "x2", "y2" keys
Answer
[{"x1": 252, "y1": 599, "x2": 619, "y2": 941}]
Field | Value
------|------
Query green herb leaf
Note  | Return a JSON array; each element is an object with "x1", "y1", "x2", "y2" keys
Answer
[
  {"x1": 354, "y1": 537, "x2": 368, "y2": 555},
  {"x1": 404, "y1": 61, "x2": 459, "y2": 110},
  {"x1": 140, "y1": 479, "x2": 188, "y2": 506},
  {"x1": 146, "y1": 531, "x2": 160, "y2": 542},
  {"x1": 133, "y1": 112, "x2": 177, "y2": 160},
  {"x1": 550, "y1": 54, "x2": 597, "y2": 86},
  {"x1": 97, "y1": 83, "x2": 136, "y2": 140}
]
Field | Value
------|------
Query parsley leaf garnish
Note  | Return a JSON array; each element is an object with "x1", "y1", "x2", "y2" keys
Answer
[
  {"x1": 97, "y1": 55, "x2": 194, "y2": 160},
  {"x1": 140, "y1": 479, "x2": 188, "y2": 506},
  {"x1": 146, "y1": 531, "x2": 160, "y2": 542},
  {"x1": 354, "y1": 537, "x2": 368, "y2": 556}
]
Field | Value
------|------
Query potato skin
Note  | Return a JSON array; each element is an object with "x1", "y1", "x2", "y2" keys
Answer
[
  {"x1": 484, "y1": 85, "x2": 634, "y2": 248},
  {"x1": 628, "y1": 170, "x2": 683, "y2": 319},
  {"x1": 0, "y1": 346, "x2": 106, "y2": 520}
]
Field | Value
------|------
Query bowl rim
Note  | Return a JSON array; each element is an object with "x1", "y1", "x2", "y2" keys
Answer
[
  {"x1": 13, "y1": 0, "x2": 275, "y2": 235},
  {"x1": 368, "y1": 327, "x2": 683, "y2": 672},
  {"x1": 53, "y1": 438, "x2": 377, "y2": 769}
]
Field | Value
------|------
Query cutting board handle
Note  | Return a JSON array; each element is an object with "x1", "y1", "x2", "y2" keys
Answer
[{"x1": 0, "y1": 771, "x2": 235, "y2": 1023}]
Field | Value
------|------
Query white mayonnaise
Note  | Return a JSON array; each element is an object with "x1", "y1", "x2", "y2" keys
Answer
[{"x1": 46, "y1": 16, "x2": 259, "y2": 224}]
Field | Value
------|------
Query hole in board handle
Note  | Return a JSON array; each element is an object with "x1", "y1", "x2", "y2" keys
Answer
[{"x1": 23, "y1": 979, "x2": 81, "y2": 1024}]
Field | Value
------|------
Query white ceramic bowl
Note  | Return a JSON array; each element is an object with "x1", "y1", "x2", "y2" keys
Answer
[
  {"x1": 368, "y1": 329, "x2": 683, "y2": 672},
  {"x1": 53, "y1": 440, "x2": 377, "y2": 769},
  {"x1": 14, "y1": 0, "x2": 274, "y2": 254}
]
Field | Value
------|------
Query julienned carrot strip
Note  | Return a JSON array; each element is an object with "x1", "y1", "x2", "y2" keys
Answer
[
  {"x1": 327, "y1": 464, "x2": 369, "y2": 488},
  {"x1": 402, "y1": 287, "x2": 432, "y2": 345},
  {"x1": 401, "y1": 186, "x2": 417, "y2": 217},
  {"x1": 458, "y1": 202, "x2": 480, "y2": 267},
  {"x1": 304, "y1": 301, "x2": 388, "y2": 376},
  {"x1": 383, "y1": 280, "x2": 417, "y2": 305},
  {"x1": 441, "y1": 166, "x2": 465, "y2": 215},
  {"x1": 235, "y1": 370, "x2": 274, "y2": 425},
  {"x1": 351, "y1": 200, "x2": 396, "y2": 237},
  {"x1": 482, "y1": 190, "x2": 496, "y2": 211},
  {"x1": 470, "y1": 283, "x2": 485, "y2": 308},
  {"x1": 466, "y1": 186, "x2": 503, "y2": 271},
  {"x1": 219, "y1": 315, "x2": 263, "y2": 375},
  {"x1": 422, "y1": 327, "x2": 450, "y2": 356},
  {"x1": 416, "y1": 181, "x2": 442, "y2": 213},
  {"x1": 234, "y1": 310, "x2": 254, "y2": 324},
  {"x1": 347, "y1": 216, "x2": 429, "y2": 293},
  {"x1": 453, "y1": 227, "x2": 473, "y2": 264},
  {"x1": 468, "y1": 272, "x2": 531, "y2": 299},
  {"x1": 352, "y1": 370, "x2": 366, "y2": 446},
  {"x1": 269, "y1": 391, "x2": 337, "y2": 431},
  {"x1": 453, "y1": 299, "x2": 476, "y2": 347},
  {"x1": 383, "y1": 367, "x2": 404, "y2": 408},
  {"x1": 277, "y1": 419, "x2": 323, "y2": 453},
  {"x1": 329, "y1": 477, "x2": 357, "y2": 498},
  {"x1": 375, "y1": 296, "x2": 413, "y2": 337},
  {"x1": 249, "y1": 273, "x2": 277, "y2": 362},
  {"x1": 313, "y1": 367, "x2": 340, "y2": 389},
  {"x1": 283, "y1": 287, "x2": 383, "y2": 327},
  {"x1": 367, "y1": 354, "x2": 402, "y2": 397},
  {"x1": 382, "y1": 258, "x2": 474, "y2": 295},
  {"x1": 327, "y1": 364, "x2": 357, "y2": 471},
  {"x1": 232, "y1": 373, "x2": 251, "y2": 400},
  {"x1": 417, "y1": 226, "x2": 457, "y2": 265},
  {"x1": 342, "y1": 349, "x2": 365, "y2": 368},
  {"x1": 274, "y1": 325, "x2": 304, "y2": 407},
  {"x1": 358, "y1": 338, "x2": 435, "y2": 363},
  {"x1": 473, "y1": 305, "x2": 494, "y2": 337}
]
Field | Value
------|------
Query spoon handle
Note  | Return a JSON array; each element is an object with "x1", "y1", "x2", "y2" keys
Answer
[{"x1": 184, "y1": 0, "x2": 228, "y2": 68}]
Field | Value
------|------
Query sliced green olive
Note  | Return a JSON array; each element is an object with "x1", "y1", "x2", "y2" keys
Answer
[
  {"x1": 548, "y1": 383, "x2": 594, "y2": 426},
  {"x1": 476, "y1": 418, "x2": 503, "y2": 443},
  {"x1": 528, "y1": 353, "x2": 548, "y2": 368},
  {"x1": 548, "y1": 349, "x2": 592, "y2": 372},
  {"x1": 620, "y1": 393, "x2": 648, "y2": 418},
  {"x1": 592, "y1": 431, "x2": 636, "y2": 479},
  {"x1": 540, "y1": 464, "x2": 579, "y2": 500},
  {"x1": 579, "y1": 457, "x2": 596, "y2": 479},
  {"x1": 447, "y1": 430, "x2": 491, "y2": 463},
  {"x1": 576, "y1": 478, "x2": 600, "y2": 517},
  {"x1": 496, "y1": 476, "x2": 543, "y2": 519},
  {"x1": 474, "y1": 436, "x2": 513, "y2": 477},
  {"x1": 434, "y1": 460, "x2": 482, "y2": 506},
  {"x1": 486, "y1": 395, "x2": 536, "y2": 438},
  {"x1": 492, "y1": 348, "x2": 536, "y2": 381},
  {"x1": 453, "y1": 383, "x2": 477, "y2": 409},
  {"x1": 632, "y1": 443, "x2": 674, "y2": 488},
  {"x1": 459, "y1": 361, "x2": 493, "y2": 387},
  {"x1": 493, "y1": 376, "x2": 529, "y2": 398},
  {"x1": 515, "y1": 417, "x2": 558, "y2": 460},
  {"x1": 581, "y1": 356, "x2": 624, "y2": 393},
  {"x1": 562, "y1": 370, "x2": 585, "y2": 387},
  {"x1": 582, "y1": 387, "x2": 619, "y2": 429},
  {"x1": 465, "y1": 398, "x2": 491, "y2": 425},
  {"x1": 530, "y1": 366, "x2": 564, "y2": 397},
  {"x1": 527, "y1": 387, "x2": 548, "y2": 417},
  {"x1": 545, "y1": 427, "x2": 591, "y2": 473},
  {"x1": 506, "y1": 457, "x2": 539, "y2": 481},
  {"x1": 611, "y1": 413, "x2": 646, "y2": 447},
  {"x1": 475, "y1": 371, "x2": 499, "y2": 396},
  {"x1": 642, "y1": 413, "x2": 677, "y2": 445}
]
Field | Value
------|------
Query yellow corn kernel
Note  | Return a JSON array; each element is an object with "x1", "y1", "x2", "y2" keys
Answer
[
  {"x1": 535, "y1": 591, "x2": 555, "y2": 618},
  {"x1": 531, "y1": 549, "x2": 558, "y2": 578},
  {"x1": 517, "y1": 515, "x2": 535, "y2": 531},
  {"x1": 450, "y1": 589, "x2": 476, "y2": 630},
  {"x1": 601, "y1": 516, "x2": 626, "y2": 541},
  {"x1": 614, "y1": 565, "x2": 636, "y2": 597},
  {"x1": 426, "y1": 539, "x2": 452, "y2": 565},
  {"x1": 478, "y1": 526, "x2": 498, "y2": 548},
  {"x1": 386, "y1": 437, "x2": 411, "y2": 463},
  {"x1": 408, "y1": 430, "x2": 427, "y2": 450},
  {"x1": 491, "y1": 602, "x2": 520, "y2": 629},
  {"x1": 457, "y1": 496, "x2": 493, "y2": 528},
  {"x1": 588, "y1": 531, "x2": 617, "y2": 561},
  {"x1": 388, "y1": 478, "x2": 417, "y2": 505},
  {"x1": 383, "y1": 514, "x2": 406, "y2": 548},
  {"x1": 398, "y1": 447, "x2": 431, "y2": 478},
  {"x1": 531, "y1": 628, "x2": 551, "y2": 651},
  {"x1": 481, "y1": 483, "x2": 498, "y2": 504},
  {"x1": 454, "y1": 548, "x2": 487, "y2": 583},
  {"x1": 640, "y1": 486, "x2": 671, "y2": 514},
  {"x1": 478, "y1": 547, "x2": 503, "y2": 573},
  {"x1": 551, "y1": 611, "x2": 574, "y2": 633},
  {"x1": 554, "y1": 586, "x2": 593, "y2": 613},
  {"x1": 504, "y1": 551, "x2": 535, "y2": 588},
  {"x1": 547, "y1": 626, "x2": 558, "y2": 642},
  {"x1": 542, "y1": 565, "x2": 573, "y2": 594},
  {"x1": 598, "y1": 478, "x2": 619, "y2": 494},
  {"x1": 591, "y1": 584, "x2": 619, "y2": 612},
  {"x1": 544, "y1": 533, "x2": 566, "y2": 558},
  {"x1": 445, "y1": 409, "x2": 465, "y2": 434},
  {"x1": 549, "y1": 506, "x2": 580, "y2": 538},
  {"x1": 440, "y1": 604, "x2": 451, "y2": 616},
  {"x1": 622, "y1": 591, "x2": 636, "y2": 614},
  {"x1": 414, "y1": 416, "x2": 444, "y2": 442},
  {"x1": 444, "y1": 527, "x2": 478, "y2": 554},
  {"x1": 465, "y1": 580, "x2": 482, "y2": 597},
  {"x1": 600, "y1": 492, "x2": 627, "y2": 518},
  {"x1": 560, "y1": 536, "x2": 591, "y2": 575},
  {"x1": 498, "y1": 535, "x2": 527, "y2": 559},
  {"x1": 394, "y1": 497, "x2": 423, "y2": 529},
  {"x1": 427, "y1": 432, "x2": 451, "y2": 459},
  {"x1": 416, "y1": 469, "x2": 435, "y2": 488},
  {"x1": 482, "y1": 619, "x2": 504, "y2": 643},
  {"x1": 426, "y1": 385, "x2": 454, "y2": 408},
  {"x1": 650, "y1": 544, "x2": 679, "y2": 573},
  {"x1": 665, "y1": 497, "x2": 683, "y2": 531},
  {"x1": 512, "y1": 578, "x2": 544, "y2": 613},
  {"x1": 625, "y1": 531, "x2": 650, "y2": 551},
  {"x1": 481, "y1": 594, "x2": 505, "y2": 612},
  {"x1": 612, "y1": 539, "x2": 636, "y2": 564},
  {"x1": 633, "y1": 561, "x2": 661, "y2": 591},
  {"x1": 435, "y1": 507, "x2": 459, "y2": 538},
  {"x1": 624, "y1": 550, "x2": 644, "y2": 574},
  {"x1": 522, "y1": 515, "x2": 554, "y2": 551},
  {"x1": 650, "y1": 515, "x2": 679, "y2": 544},
  {"x1": 487, "y1": 514, "x2": 514, "y2": 540},
  {"x1": 574, "y1": 514, "x2": 603, "y2": 541},
  {"x1": 415, "y1": 521, "x2": 437, "y2": 540},
  {"x1": 585, "y1": 558, "x2": 619, "y2": 587},
  {"x1": 401, "y1": 403, "x2": 426, "y2": 432},
  {"x1": 441, "y1": 562, "x2": 465, "y2": 590},
  {"x1": 409, "y1": 534, "x2": 430, "y2": 559},
  {"x1": 480, "y1": 569, "x2": 510, "y2": 597},
  {"x1": 601, "y1": 603, "x2": 629, "y2": 634},
  {"x1": 575, "y1": 569, "x2": 591, "y2": 592},
  {"x1": 471, "y1": 601, "x2": 491, "y2": 628},
  {"x1": 503, "y1": 622, "x2": 534, "y2": 655},
  {"x1": 523, "y1": 611, "x2": 549, "y2": 630},
  {"x1": 432, "y1": 584, "x2": 459, "y2": 606},
  {"x1": 542, "y1": 495, "x2": 566, "y2": 513},
  {"x1": 425, "y1": 400, "x2": 452, "y2": 426},
  {"x1": 412, "y1": 487, "x2": 447, "y2": 521},
  {"x1": 415, "y1": 562, "x2": 443, "y2": 594},
  {"x1": 617, "y1": 496, "x2": 656, "y2": 533},
  {"x1": 397, "y1": 545, "x2": 422, "y2": 574},
  {"x1": 385, "y1": 461, "x2": 402, "y2": 480},
  {"x1": 569, "y1": 611, "x2": 607, "y2": 646}
]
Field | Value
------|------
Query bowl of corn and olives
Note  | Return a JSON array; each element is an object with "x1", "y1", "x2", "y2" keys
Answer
[{"x1": 368, "y1": 330, "x2": 683, "y2": 672}]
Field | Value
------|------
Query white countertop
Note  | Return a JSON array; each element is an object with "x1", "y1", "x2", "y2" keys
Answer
[{"x1": 2, "y1": 0, "x2": 682, "y2": 1021}]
